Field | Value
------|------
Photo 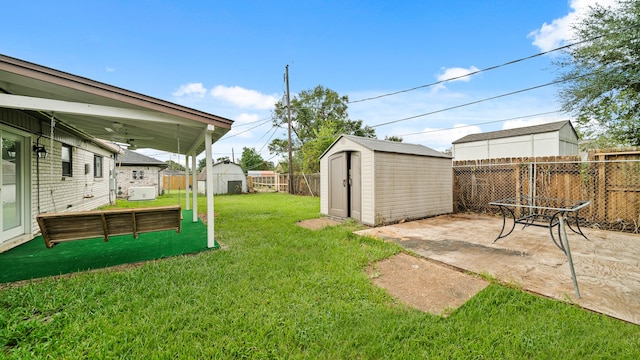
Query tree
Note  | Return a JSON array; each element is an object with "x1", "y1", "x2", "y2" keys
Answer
[
  {"x1": 239, "y1": 147, "x2": 273, "y2": 173},
  {"x1": 197, "y1": 157, "x2": 230, "y2": 172},
  {"x1": 270, "y1": 85, "x2": 375, "y2": 172},
  {"x1": 384, "y1": 135, "x2": 403, "y2": 142},
  {"x1": 165, "y1": 160, "x2": 185, "y2": 172},
  {"x1": 556, "y1": 0, "x2": 640, "y2": 147}
]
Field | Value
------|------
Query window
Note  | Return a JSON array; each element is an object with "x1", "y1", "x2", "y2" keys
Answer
[
  {"x1": 94, "y1": 155, "x2": 103, "y2": 178},
  {"x1": 139, "y1": 170, "x2": 144, "y2": 180},
  {"x1": 61, "y1": 144, "x2": 72, "y2": 176},
  {"x1": 132, "y1": 170, "x2": 137, "y2": 179}
]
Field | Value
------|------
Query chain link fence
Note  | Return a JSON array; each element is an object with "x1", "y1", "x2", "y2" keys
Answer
[{"x1": 453, "y1": 150, "x2": 640, "y2": 233}]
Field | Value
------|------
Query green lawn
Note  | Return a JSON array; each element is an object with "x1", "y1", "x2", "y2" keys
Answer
[{"x1": 1, "y1": 193, "x2": 639, "y2": 358}]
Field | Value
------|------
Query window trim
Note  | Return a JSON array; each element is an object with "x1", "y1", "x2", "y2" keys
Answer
[
  {"x1": 61, "y1": 144, "x2": 72, "y2": 177},
  {"x1": 94, "y1": 155, "x2": 103, "y2": 178}
]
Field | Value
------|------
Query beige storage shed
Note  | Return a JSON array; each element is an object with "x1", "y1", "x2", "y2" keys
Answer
[{"x1": 320, "y1": 135, "x2": 452, "y2": 226}]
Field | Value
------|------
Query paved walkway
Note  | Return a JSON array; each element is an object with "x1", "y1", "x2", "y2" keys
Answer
[{"x1": 356, "y1": 213, "x2": 640, "y2": 325}]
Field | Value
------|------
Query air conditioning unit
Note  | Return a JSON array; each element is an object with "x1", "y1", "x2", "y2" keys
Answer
[{"x1": 128, "y1": 187, "x2": 157, "y2": 201}]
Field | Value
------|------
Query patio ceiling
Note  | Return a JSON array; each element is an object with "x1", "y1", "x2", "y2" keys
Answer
[{"x1": 0, "y1": 54, "x2": 233, "y2": 155}]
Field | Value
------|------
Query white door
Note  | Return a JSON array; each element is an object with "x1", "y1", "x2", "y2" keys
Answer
[
  {"x1": 328, "y1": 152, "x2": 347, "y2": 217},
  {"x1": 1, "y1": 131, "x2": 26, "y2": 243}
]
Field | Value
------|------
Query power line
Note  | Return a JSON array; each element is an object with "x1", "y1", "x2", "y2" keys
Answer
[
  {"x1": 394, "y1": 110, "x2": 562, "y2": 138},
  {"x1": 370, "y1": 78, "x2": 566, "y2": 128},
  {"x1": 217, "y1": 117, "x2": 272, "y2": 141},
  {"x1": 370, "y1": 55, "x2": 634, "y2": 129},
  {"x1": 231, "y1": 116, "x2": 271, "y2": 128},
  {"x1": 349, "y1": 25, "x2": 636, "y2": 104}
]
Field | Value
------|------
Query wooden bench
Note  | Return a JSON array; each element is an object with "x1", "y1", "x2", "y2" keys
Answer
[{"x1": 36, "y1": 206, "x2": 182, "y2": 248}]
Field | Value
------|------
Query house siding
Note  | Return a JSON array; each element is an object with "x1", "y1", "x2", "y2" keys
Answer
[
  {"x1": 116, "y1": 165, "x2": 163, "y2": 198},
  {"x1": 31, "y1": 135, "x2": 116, "y2": 221},
  {"x1": 374, "y1": 152, "x2": 452, "y2": 224},
  {"x1": 1, "y1": 108, "x2": 117, "y2": 240}
]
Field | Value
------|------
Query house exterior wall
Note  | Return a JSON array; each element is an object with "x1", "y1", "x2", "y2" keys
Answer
[
  {"x1": 1, "y1": 108, "x2": 117, "y2": 241},
  {"x1": 197, "y1": 163, "x2": 247, "y2": 194},
  {"x1": 116, "y1": 165, "x2": 164, "y2": 198},
  {"x1": 30, "y1": 133, "x2": 116, "y2": 222},
  {"x1": 373, "y1": 152, "x2": 452, "y2": 225},
  {"x1": 453, "y1": 124, "x2": 579, "y2": 161}
]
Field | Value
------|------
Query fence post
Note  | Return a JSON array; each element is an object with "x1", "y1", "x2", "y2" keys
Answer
[{"x1": 596, "y1": 154, "x2": 607, "y2": 224}]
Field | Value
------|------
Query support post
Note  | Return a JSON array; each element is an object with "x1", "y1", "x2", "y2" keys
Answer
[
  {"x1": 185, "y1": 154, "x2": 190, "y2": 211},
  {"x1": 192, "y1": 152, "x2": 198, "y2": 223},
  {"x1": 205, "y1": 129, "x2": 215, "y2": 248}
]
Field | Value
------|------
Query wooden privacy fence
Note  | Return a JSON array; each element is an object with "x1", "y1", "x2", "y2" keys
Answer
[
  {"x1": 248, "y1": 173, "x2": 320, "y2": 196},
  {"x1": 453, "y1": 150, "x2": 640, "y2": 233},
  {"x1": 162, "y1": 175, "x2": 192, "y2": 192}
]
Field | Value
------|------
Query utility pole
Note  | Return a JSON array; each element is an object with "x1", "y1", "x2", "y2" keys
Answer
[{"x1": 286, "y1": 65, "x2": 294, "y2": 194}]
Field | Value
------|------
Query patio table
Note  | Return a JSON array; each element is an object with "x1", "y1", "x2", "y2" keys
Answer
[{"x1": 489, "y1": 196, "x2": 591, "y2": 298}]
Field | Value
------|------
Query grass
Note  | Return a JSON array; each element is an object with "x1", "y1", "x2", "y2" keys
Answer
[{"x1": 1, "y1": 192, "x2": 639, "y2": 358}]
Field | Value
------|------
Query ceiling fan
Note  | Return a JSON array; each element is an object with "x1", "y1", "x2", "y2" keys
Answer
[{"x1": 105, "y1": 122, "x2": 153, "y2": 144}]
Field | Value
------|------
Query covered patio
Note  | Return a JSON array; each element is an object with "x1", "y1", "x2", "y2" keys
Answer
[
  {"x1": 0, "y1": 208, "x2": 209, "y2": 284},
  {"x1": 0, "y1": 54, "x2": 233, "y2": 251}
]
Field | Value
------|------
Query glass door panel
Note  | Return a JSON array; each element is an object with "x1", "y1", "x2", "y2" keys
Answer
[{"x1": 1, "y1": 132, "x2": 23, "y2": 240}]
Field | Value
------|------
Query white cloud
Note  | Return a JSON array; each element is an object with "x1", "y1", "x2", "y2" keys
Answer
[
  {"x1": 235, "y1": 113, "x2": 260, "y2": 124},
  {"x1": 529, "y1": 0, "x2": 619, "y2": 52},
  {"x1": 210, "y1": 85, "x2": 278, "y2": 110},
  {"x1": 432, "y1": 66, "x2": 480, "y2": 91},
  {"x1": 172, "y1": 82, "x2": 207, "y2": 98},
  {"x1": 105, "y1": 66, "x2": 115, "y2": 72},
  {"x1": 436, "y1": 66, "x2": 480, "y2": 83}
]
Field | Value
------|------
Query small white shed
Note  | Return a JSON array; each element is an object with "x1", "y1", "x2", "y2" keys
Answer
[
  {"x1": 452, "y1": 120, "x2": 579, "y2": 161},
  {"x1": 197, "y1": 160, "x2": 247, "y2": 195},
  {"x1": 320, "y1": 135, "x2": 453, "y2": 226}
]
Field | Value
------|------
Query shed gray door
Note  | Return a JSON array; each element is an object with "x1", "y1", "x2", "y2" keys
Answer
[
  {"x1": 328, "y1": 153, "x2": 347, "y2": 217},
  {"x1": 227, "y1": 180, "x2": 242, "y2": 194},
  {"x1": 349, "y1": 151, "x2": 361, "y2": 221}
]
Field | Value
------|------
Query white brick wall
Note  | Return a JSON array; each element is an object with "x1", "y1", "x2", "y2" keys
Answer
[
  {"x1": 31, "y1": 136, "x2": 116, "y2": 235},
  {"x1": 116, "y1": 165, "x2": 163, "y2": 198}
]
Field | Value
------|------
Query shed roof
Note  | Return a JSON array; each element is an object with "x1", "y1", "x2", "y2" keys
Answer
[
  {"x1": 452, "y1": 120, "x2": 575, "y2": 144},
  {"x1": 119, "y1": 148, "x2": 167, "y2": 167},
  {"x1": 197, "y1": 161, "x2": 244, "y2": 181},
  {"x1": 323, "y1": 134, "x2": 451, "y2": 159}
]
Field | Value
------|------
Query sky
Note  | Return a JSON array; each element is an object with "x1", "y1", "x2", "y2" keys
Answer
[{"x1": 1, "y1": 0, "x2": 618, "y2": 164}]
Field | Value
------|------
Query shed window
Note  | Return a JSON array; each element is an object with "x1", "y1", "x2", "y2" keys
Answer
[
  {"x1": 132, "y1": 170, "x2": 137, "y2": 179},
  {"x1": 94, "y1": 155, "x2": 103, "y2": 178},
  {"x1": 61, "y1": 144, "x2": 72, "y2": 176}
]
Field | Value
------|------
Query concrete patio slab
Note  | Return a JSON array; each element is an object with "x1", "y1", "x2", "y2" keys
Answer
[{"x1": 356, "y1": 213, "x2": 640, "y2": 325}]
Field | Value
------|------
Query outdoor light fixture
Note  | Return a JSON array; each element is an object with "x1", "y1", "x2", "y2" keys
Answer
[{"x1": 33, "y1": 144, "x2": 47, "y2": 158}]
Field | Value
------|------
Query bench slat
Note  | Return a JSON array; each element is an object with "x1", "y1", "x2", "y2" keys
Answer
[{"x1": 36, "y1": 206, "x2": 182, "y2": 248}]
